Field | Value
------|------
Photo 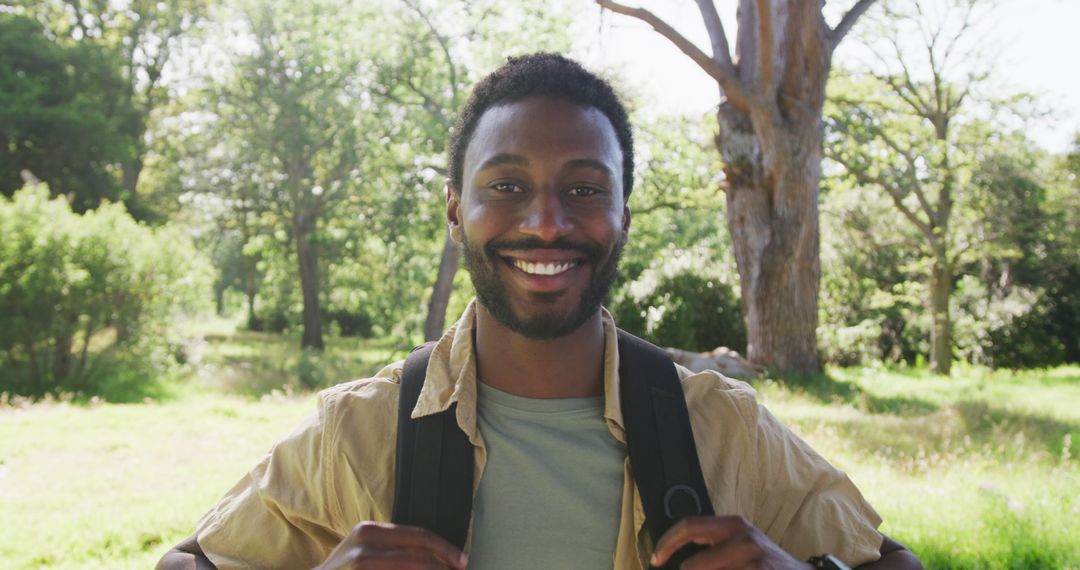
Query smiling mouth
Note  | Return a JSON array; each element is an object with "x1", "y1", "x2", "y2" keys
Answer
[{"x1": 509, "y1": 258, "x2": 582, "y2": 276}]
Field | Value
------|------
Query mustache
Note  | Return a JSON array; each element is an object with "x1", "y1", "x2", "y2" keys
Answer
[{"x1": 484, "y1": 237, "x2": 604, "y2": 260}]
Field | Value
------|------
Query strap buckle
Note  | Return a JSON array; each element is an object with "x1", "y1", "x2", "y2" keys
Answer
[{"x1": 663, "y1": 484, "x2": 703, "y2": 519}]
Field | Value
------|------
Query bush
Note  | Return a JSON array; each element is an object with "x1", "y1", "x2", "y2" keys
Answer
[
  {"x1": 0, "y1": 184, "x2": 212, "y2": 400},
  {"x1": 327, "y1": 308, "x2": 374, "y2": 338},
  {"x1": 611, "y1": 244, "x2": 745, "y2": 352}
]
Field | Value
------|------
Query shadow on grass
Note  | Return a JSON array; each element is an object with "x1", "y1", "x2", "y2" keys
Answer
[
  {"x1": 760, "y1": 370, "x2": 863, "y2": 403},
  {"x1": 863, "y1": 394, "x2": 939, "y2": 417},
  {"x1": 198, "y1": 329, "x2": 406, "y2": 398},
  {"x1": 762, "y1": 370, "x2": 940, "y2": 417},
  {"x1": 761, "y1": 369, "x2": 1078, "y2": 466},
  {"x1": 813, "y1": 396, "x2": 1078, "y2": 469},
  {"x1": 953, "y1": 400, "x2": 1080, "y2": 458}
]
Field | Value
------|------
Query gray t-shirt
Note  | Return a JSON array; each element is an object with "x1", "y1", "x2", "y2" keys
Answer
[{"x1": 468, "y1": 382, "x2": 626, "y2": 569}]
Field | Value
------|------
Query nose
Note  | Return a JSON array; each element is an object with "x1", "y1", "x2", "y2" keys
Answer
[{"x1": 519, "y1": 189, "x2": 573, "y2": 242}]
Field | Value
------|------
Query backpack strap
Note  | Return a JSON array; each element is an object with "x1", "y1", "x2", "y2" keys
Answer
[
  {"x1": 391, "y1": 342, "x2": 473, "y2": 550},
  {"x1": 617, "y1": 329, "x2": 715, "y2": 569},
  {"x1": 391, "y1": 332, "x2": 713, "y2": 567}
]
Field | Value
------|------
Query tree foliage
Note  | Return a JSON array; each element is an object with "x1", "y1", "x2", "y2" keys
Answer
[
  {"x1": 2, "y1": 0, "x2": 1075, "y2": 402},
  {"x1": 826, "y1": 0, "x2": 1014, "y2": 373},
  {"x1": 0, "y1": 185, "x2": 211, "y2": 399},
  {"x1": 0, "y1": 14, "x2": 138, "y2": 211},
  {"x1": 12, "y1": 0, "x2": 209, "y2": 214},
  {"x1": 823, "y1": 77, "x2": 1079, "y2": 369}
]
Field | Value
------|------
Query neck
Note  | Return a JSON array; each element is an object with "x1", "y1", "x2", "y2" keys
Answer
[{"x1": 473, "y1": 304, "x2": 606, "y2": 399}]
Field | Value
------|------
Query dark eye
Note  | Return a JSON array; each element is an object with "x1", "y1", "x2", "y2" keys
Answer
[
  {"x1": 568, "y1": 186, "x2": 601, "y2": 197},
  {"x1": 491, "y1": 182, "x2": 523, "y2": 193}
]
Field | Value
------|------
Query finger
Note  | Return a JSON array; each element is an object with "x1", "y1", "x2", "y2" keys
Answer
[
  {"x1": 650, "y1": 516, "x2": 750, "y2": 567},
  {"x1": 349, "y1": 546, "x2": 459, "y2": 570},
  {"x1": 679, "y1": 533, "x2": 765, "y2": 570},
  {"x1": 350, "y1": 522, "x2": 468, "y2": 569}
]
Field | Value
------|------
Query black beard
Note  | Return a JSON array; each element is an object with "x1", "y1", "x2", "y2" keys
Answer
[{"x1": 461, "y1": 233, "x2": 623, "y2": 340}]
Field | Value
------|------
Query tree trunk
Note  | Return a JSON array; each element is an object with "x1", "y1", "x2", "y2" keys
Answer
[
  {"x1": 214, "y1": 282, "x2": 226, "y2": 316},
  {"x1": 928, "y1": 253, "x2": 952, "y2": 374},
  {"x1": 245, "y1": 267, "x2": 259, "y2": 331},
  {"x1": 595, "y1": 0, "x2": 880, "y2": 373},
  {"x1": 423, "y1": 230, "x2": 462, "y2": 341},
  {"x1": 295, "y1": 223, "x2": 324, "y2": 351},
  {"x1": 719, "y1": 107, "x2": 822, "y2": 373},
  {"x1": 122, "y1": 156, "x2": 144, "y2": 198},
  {"x1": 53, "y1": 332, "x2": 74, "y2": 383}
]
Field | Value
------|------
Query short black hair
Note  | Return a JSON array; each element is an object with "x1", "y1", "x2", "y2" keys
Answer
[{"x1": 447, "y1": 53, "x2": 634, "y2": 198}]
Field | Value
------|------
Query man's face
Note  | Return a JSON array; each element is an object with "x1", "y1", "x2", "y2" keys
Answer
[{"x1": 448, "y1": 97, "x2": 630, "y2": 340}]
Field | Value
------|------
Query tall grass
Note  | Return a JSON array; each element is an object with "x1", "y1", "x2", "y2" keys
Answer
[
  {"x1": 2, "y1": 320, "x2": 1077, "y2": 568},
  {"x1": 759, "y1": 365, "x2": 1080, "y2": 569}
]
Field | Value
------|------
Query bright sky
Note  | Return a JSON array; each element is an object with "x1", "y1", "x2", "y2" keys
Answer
[{"x1": 574, "y1": 0, "x2": 1080, "y2": 153}]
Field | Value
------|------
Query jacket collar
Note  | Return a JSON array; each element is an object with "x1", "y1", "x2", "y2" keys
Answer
[{"x1": 411, "y1": 299, "x2": 627, "y2": 445}]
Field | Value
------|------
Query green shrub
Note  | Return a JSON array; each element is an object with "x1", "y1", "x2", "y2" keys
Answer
[
  {"x1": 0, "y1": 184, "x2": 212, "y2": 399},
  {"x1": 611, "y1": 244, "x2": 745, "y2": 352}
]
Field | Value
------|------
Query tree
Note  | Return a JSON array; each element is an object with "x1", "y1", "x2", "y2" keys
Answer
[
  {"x1": 0, "y1": 14, "x2": 137, "y2": 210},
  {"x1": 826, "y1": 0, "x2": 997, "y2": 374},
  {"x1": 205, "y1": 0, "x2": 376, "y2": 350},
  {"x1": 597, "y1": 0, "x2": 879, "y2": 373},
  {"x1": 14, "y1": 0, "x2": 208, "y2": 214},
  {"x1": 0, "y1": 184, "x2": 211, "y2": 399}
]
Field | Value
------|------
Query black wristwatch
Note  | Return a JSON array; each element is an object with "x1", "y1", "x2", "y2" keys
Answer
[{"x1": 808, "y1": 554, "x2": 852, "y2": 570}]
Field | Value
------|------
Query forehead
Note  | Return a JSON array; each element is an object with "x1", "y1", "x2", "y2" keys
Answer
[{"x1": 462, "y1": 97, "x2": 623, "y2": 178}]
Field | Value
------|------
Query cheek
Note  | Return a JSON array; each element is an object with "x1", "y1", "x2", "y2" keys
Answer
[
  {"x1": 590, "y1": 210, "x2": 625, "y2": 243},
  {"x1": 463, "y1": 200, "x2": 523, "y2": 232}
]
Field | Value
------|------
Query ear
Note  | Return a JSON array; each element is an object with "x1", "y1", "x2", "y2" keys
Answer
[
  {"x1": 619, "y1": 204, "x2": 631, "y2": 245},
  {"x1": 446, "y1": 185, "x2": 463, "y2": 243}
]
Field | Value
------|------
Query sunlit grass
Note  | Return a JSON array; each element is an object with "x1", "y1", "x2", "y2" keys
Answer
[
  {"x1": 174, "y1": 313, "x2": 405, "y2": 397},
  {"x1": 0, "y1": 393, "x2": 314, "y2": 569},
  {"x1": 2, "y1": 324, "x2": 1077, "y2": 569},
  {"x1": 756, "y1": 365, "x2": 1080, "y2": 569}
]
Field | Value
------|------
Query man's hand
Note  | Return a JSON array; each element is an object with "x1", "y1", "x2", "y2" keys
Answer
[
  {"x1": 650, "y1": 516, "x2": 811, "y2": 570},
  {"x1": 314, "y1": 522, "x2": 468, "y2": 570}
]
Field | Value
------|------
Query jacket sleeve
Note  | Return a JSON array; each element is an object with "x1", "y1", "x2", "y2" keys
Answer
[
  {"x1": 749, "y1": 402, "x2": 883, "y2": 566},
  {"x1": 683, "y1": 370, "x2": 883, "y2": 567},
  {"x1": 194, "y1": 390, "x2": 348, "y2": 570}
]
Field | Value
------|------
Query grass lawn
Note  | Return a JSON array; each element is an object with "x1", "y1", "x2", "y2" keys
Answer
[
  {"x1": 759, "y1": 365, "x2": 1080, "y2": 569},
  {"x1": 2, "y1": 321, "x2": 1077, "y2": 568}
]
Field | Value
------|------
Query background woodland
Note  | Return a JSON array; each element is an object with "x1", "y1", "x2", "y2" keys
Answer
[{"x1": 1, "y1": 1, "x2": 1077, "y2": 566}]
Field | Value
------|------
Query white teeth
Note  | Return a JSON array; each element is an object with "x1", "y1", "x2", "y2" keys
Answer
[{"x1": 512, "y1": 259, "x2": 576, "y2": 276}]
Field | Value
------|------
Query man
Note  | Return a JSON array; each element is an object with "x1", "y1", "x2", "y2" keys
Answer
[{"x1": 159, "y1": 53, "x2": 922, "y2": 569}]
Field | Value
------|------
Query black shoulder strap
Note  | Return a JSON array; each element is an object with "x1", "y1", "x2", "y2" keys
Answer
[
  {"x1": 391, "y1": 333, "x2": 712, "y2": 567},
  {"x1": 391, "y1": 342, "x2": 473, "y2": 550},
  {"x1": 617, "y1": 329, "x2": 715, "y2": 569}
]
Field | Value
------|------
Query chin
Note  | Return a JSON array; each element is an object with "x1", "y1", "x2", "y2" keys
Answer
[{"x1": 494, "y1": 298, "x2": 595, "y2": 341}]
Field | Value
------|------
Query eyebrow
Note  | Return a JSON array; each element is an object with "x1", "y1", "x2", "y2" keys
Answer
[
  {"x1": 476, "y1": 153, "x2": 529, "y2": 172},
  {"x1": 564, "y1": 158, "x2": 614, "y2": 178},
  {"x1": 475, "y1": 154, "x2": 614, "y2": 178}
]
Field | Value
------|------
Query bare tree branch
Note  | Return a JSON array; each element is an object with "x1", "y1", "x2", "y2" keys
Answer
[
  {"x1": 873, "y1": 34, "x2": 932, "y2": 116},
  {"x1": 596, "y1": 0, "x2": 755, "y2": 112},
  {"x1": 829, "y1": 107, "x2": 935, "y2": 237},
  {"x1": 405, "y1": 79, "x2": 452, "y2": 127},
  {"x1": 879, "y1": 73, "x2": 929, "y2": 118},
  {"x1": 829, "y1": 0, "x2": 878, "y2": 53},
  {"x1": 402, "y1": 0, "x2": 460, "y2": 102},
  {"x1": 939, "y1": 0, "x2": 977, "y2": 70},
  {"x1": 630, "y1": 199, "x2": 692, "y2": 214},
  {"x1": 855, "y1": 110, "x2": 939, "y2": 222},
  {"x1": 693, "y1": 0, "x2": 733, "y2": 67}
]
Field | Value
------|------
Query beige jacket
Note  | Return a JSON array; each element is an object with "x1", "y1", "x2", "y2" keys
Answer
[{"x1": 196, "y1": 301, "x2": 882, "y2": 569}]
